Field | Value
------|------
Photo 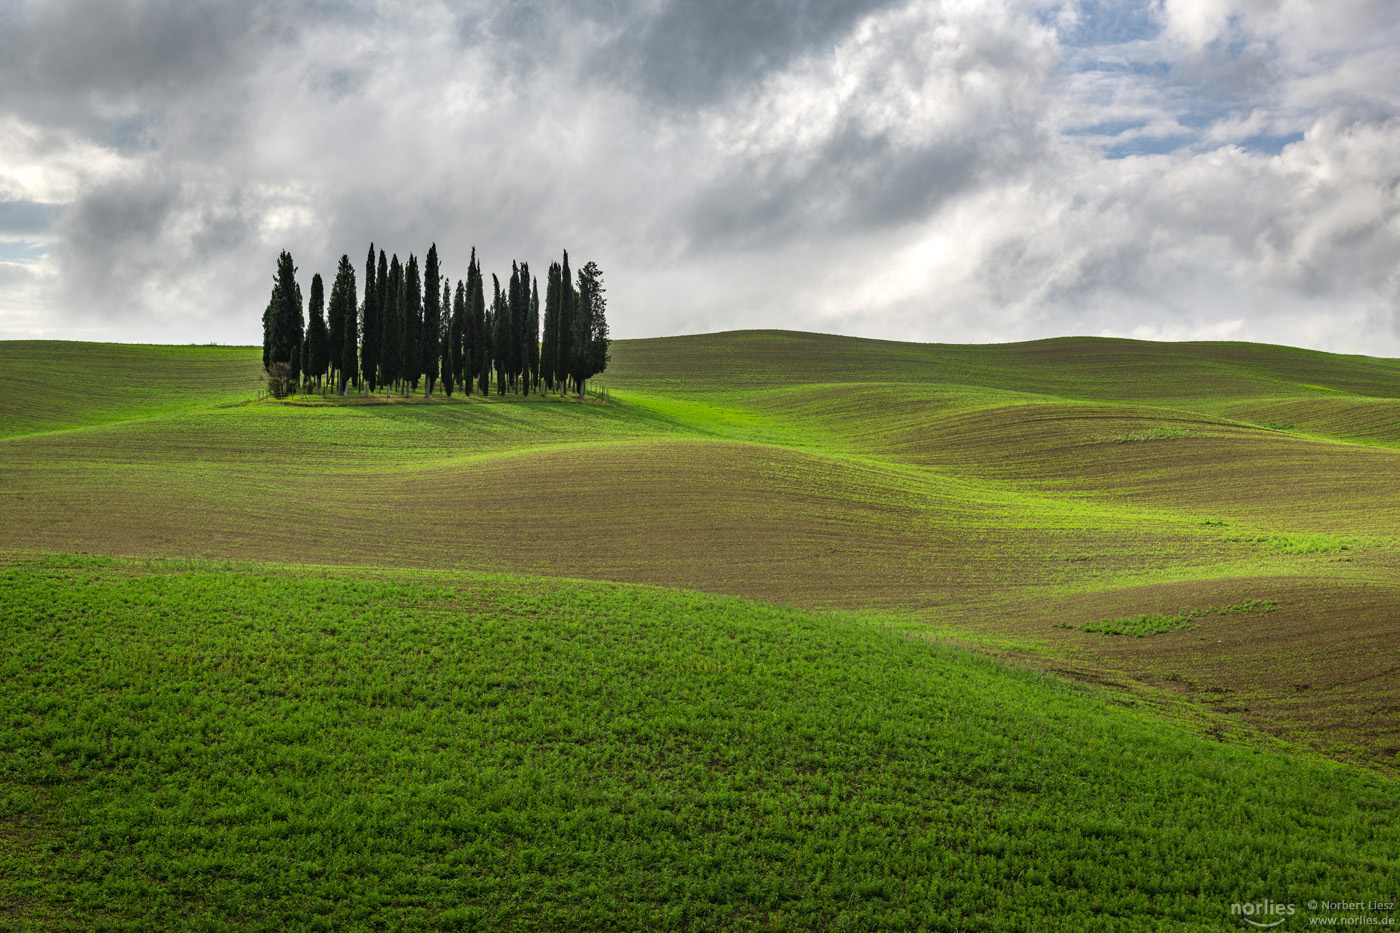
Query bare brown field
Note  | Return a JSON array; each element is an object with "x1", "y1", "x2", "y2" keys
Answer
[
  {"x1": 964, "y1": 577, "x2": 1400, "y2": 771},
  {"x1": 0, "y1": 433, "x2": 1233, "y2": 610}
]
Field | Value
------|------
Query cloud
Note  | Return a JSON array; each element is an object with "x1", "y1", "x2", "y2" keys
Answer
[
  {"x1": 677, "y1": 1, "x2": 1057, "y2": 249},
  {"x1": 0, "y1": 0, "x2": 1398, "y2": 353}
]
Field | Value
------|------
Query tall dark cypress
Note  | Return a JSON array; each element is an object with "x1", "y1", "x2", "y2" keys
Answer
[
  {"x1": 403, "y1": 254, "x2": 422, "y2": 392},
  {"x1": 452, "y1": 279, "x2": 467, "y2": 396},
  {"x1": 508, "y1": 262, "x2": 522, "y2": 392},
  {"x1": 362, "y1": 244, "x2": 379, "y2": 392},
  {"x1": 262, "y1": 287, "x2": 278, "y2": 370},
  {"x1": 381, "y1": 254, "x2": 403, "y2": 396},
  {"x1": 540, "y1": 262, "x2": 560, "y2": 394},
  {"x1": 528, "y1": 275, "x2": 540, "y2": 395},
  {"x1": 375, "y1": 250, "x2": 389, "y2": 392},
  {"x1": 463, "y1": 249, "x2": 479, "y2": 395},
  {"x1": 473, "y1": 256, "x2": 490, "y2": 397},
  {"x1": 308, "y1": 273, "x2": 329, "y2": 391},
  {"x1": 327, "y1": 265, "x2": 345, "y2": 388},
  {"x1": 331, "y1": 254, "x2": 358, "y2": 395},
  {"x1": 272, "y1": 250, "x2": 301, "y2": 367},
  {"x1": 570, "y1": 261, "x2": 610, "y2": 398},
  {"x1": 518, "y1": 262, "x2": 532, "y2": 392},
  {"x1": 440, "y1": 275, "x2": 452, "y2": 393},
  {"x1": 491, "y1": 274, "x2": 509, "y2": 395},
  {"x1": 423, "y1": 245, "x2": 440, "y2": 397},
  {"x1": 558, "y1": 250, "x2": 574, "y2": 395},
  {"x1": 293, "y1": 282, "x2": 305, "y2": 370}
]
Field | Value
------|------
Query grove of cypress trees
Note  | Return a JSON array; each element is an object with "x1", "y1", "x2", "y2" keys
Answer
[
  {"x1": 262, "y1": 241, "x2": 602, "y2": 404},
  {"x1": 423, "y1": 245, "x2": 440, "y2": 397},
  {"x1": 362, "y1": 244, "x2": 379, "y2": 392}
]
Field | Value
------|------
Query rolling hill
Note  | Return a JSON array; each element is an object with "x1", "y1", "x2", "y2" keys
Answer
[{"x1": 2, "y1": 331, "x2": 1397, "y2": 930}]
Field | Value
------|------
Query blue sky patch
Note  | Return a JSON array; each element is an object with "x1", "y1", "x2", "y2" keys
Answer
[{"x1": 0, "y1": 240, "x2": 50, "y2": 262}]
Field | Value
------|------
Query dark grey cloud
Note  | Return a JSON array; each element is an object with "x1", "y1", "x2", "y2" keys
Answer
[
  {"x1": 589, "y1": 0, "x2": 900, "y2": 106},
  {"x1": 683, "y1": 125, "x2": 1012, "y2": 252},
  {"x1": 0, "y1": 2, "x2": 258, "y2": 129},
  {"x1": 51, "y1": 171, "x2": 181, "y2": 313}
]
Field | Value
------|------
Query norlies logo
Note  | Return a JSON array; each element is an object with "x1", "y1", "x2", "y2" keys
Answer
[{"x1": 1233, "y1": 900, "x2": 1297, "y2": 927}]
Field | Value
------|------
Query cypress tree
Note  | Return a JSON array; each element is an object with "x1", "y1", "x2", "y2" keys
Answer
[
  {"x1": 293, "y1": 281, "x2": 306, "y2": 368},
  {"x1": 492, "y1": 274, "x2": 509, "y2": 395},
  {"x1": 423, "y1": 245, "x2": 440, "y2": 397},
  {"x1": 508, "y1": 262, "x2": 522, "y2": 393},
  {"x1": 570, "y1": 261, "x2": 610, "y2": 398},
  {"x1": 473, "y1": 256, "x2": 490, "y2": 397},
  {"x1": 381, "y1": 254, "x2": 403, "y2": 396},
  {"x1": 540, "y1": 262, "x2": 560, "y2": 394},
  {"x1": 262, "y1": 286, "x2": 277, "y2": 370},
  {"x1": 558, "y1": 250, "x2": 574, "y2": 395},
  {"x1": 403, "y1": 254, "x2": 422, "y2": 393},
  {"x1": 308, "y1": 272, "x2": 328, "y2": 391},
  {"x1": 375, "y1": 250, "x2": 390, "y2": 392},
  {"x1": 362, "y1": 244, "x2": 379, "y2": 392},
  {"x1": 327, "y1": 266, "x2": 344, "y2": 389},
  {"x1": 330, "y1": 255, "x2": 358, "y2": 395},
  {"x1": 439, "y1": 274, "x2": 452, "y2": 395},
  {"x1": 272, "y1": 250, "x2": 301, "y2": 367},
  {"x1": 528, "y1": 274, "x2": 540, "y2": 395},
  {"x1": 518, "y1": 262, "x2": 532, "y2": 392},
  {"x1": 479, "y1": 297, "x2": 492, "y2": 397},
  {"x1": 299, "y1": 338, "x2": 309, "y2": 391},
  {"x1": 463, "y1": 250, "x2": 479, "y2": 396},
  {"x1": 452, "y1": 279, "x2": 467, "y2": 396}
]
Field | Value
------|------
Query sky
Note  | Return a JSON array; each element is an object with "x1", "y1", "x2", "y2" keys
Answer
[{"x1": 1, "y1": 0, "x2": 1399, "y2": 354}]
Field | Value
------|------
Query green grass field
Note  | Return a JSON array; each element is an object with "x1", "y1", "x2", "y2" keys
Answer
[{"x1": 2, "y1": 331, "x2": 1398, "y2": 930}]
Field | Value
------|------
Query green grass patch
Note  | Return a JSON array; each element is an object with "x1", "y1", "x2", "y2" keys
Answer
[
  {"x1": 1230, "y1": 533, "x2": 1354, "y2": 555},
  {"x1": 1094, "y1": 424, "x2": 1192, "y2": 443},
  {"x1": 1059, "y1": 599, "x2": 1278, "y2": 636},
  {"x1": 3, "y1": 557, "x2": 1397, "y2": 932}
]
